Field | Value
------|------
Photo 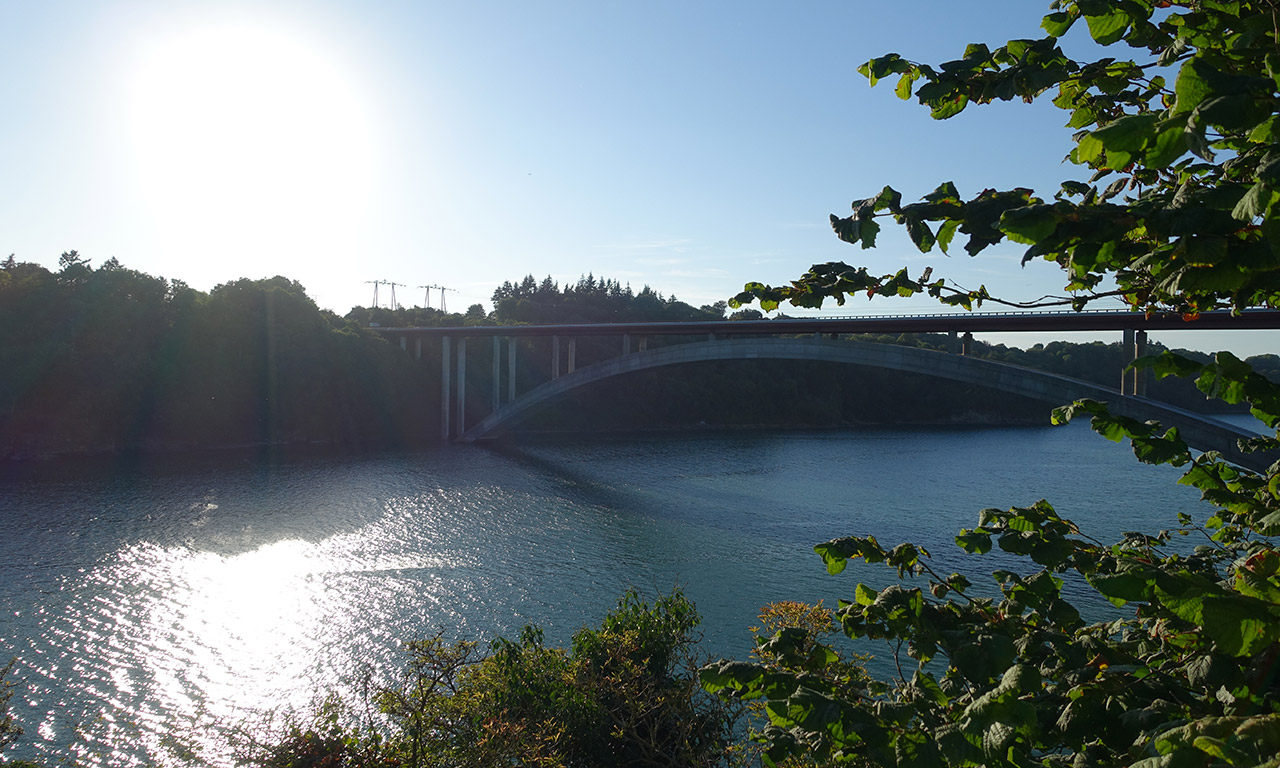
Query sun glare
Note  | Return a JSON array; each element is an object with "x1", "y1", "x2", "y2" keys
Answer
[{"x1": 125, "y1": 20, "x2": 375, "y2": 277}]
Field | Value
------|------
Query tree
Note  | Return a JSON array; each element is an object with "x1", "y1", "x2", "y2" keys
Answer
[
  {"x1": 731, "y1": 1, "x2": 1280, "y2": 317},
  {"x1": 242, "y1": 589, "x2": 740, "y2": 768},
  {"x1": 1, "y1": 660, "x2": 22, "y2": 755},
  {"x1": 708, "y1": 3, "x2": 1280, "y2": 766}
]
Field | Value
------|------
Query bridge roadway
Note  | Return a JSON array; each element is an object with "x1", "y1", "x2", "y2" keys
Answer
[
  {"x1": 377, "y1": 309, "x2": 1280, "y2": 471},
  {"x1": 381, "y1": 308, "x2": 1280, "y2": 340}
]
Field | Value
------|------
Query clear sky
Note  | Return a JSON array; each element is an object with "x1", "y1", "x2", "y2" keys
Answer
[{"x1": 2, "y1": 1, "x2": 1276, "y2": 357}]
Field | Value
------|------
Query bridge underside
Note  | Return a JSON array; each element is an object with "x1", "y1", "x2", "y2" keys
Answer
[{"x1": 461, "y1": 337, "x2": 1272, "y2": 472}]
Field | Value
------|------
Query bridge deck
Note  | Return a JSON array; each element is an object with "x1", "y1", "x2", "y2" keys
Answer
[{"x1": 377, "y1": 308, "x2": 1280, "y2": 339}]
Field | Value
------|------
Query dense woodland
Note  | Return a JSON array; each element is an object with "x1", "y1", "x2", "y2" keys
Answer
[{"x1": 1, "y1": 257, "x2": 1273, "y2": 460}]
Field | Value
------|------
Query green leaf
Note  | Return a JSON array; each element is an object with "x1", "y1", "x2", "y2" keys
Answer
[
  {"x1": 855, "y1": 583, "x2": 878, "y2": 606},
  {"x1": 950, "y1": 633, "x2": 1016, "y2": 683},
  {"x1": 1174, "y1": 58, "x2": 1216, "y2": 116},
  {"x1": 1145, "y1": 118, "x2": 1191, "y2": 168},
  {"x1": 1192, "y1": 736, "x2": 1251, "y2": 765},
  {"x1": 895, "y1": 70, "x2": 917, "y2": 100},
  {"x1": 936, "y1": 218, "x2": 961, "y2": 254},
  {"x1": 1093, "y1": 113, "x2": 1160, "y2": 153},
  {"x1": 1232, "y1": 180, "x2": 1275, "y2": 221},
  {"x1": 956, "y1": 530, "x2": 993, "y2": 554},
  {"x1": 1042, "y1": 10, "x2": 1078, "y2": 37},
  {"x1": 904, "y1": 215, "x2": 937, "y2": 252},
  {"x1": 1133, "y1": 351, "x2": 1205, "y2": 380},
  {"x1": 1249, "y1": 115, "x2": 1280, "y2": 143},
  {"x1": 1131, "y1": 427, "x2": 1192, "y2": 466},
  {"x1": 1089, "y1": 571, "x2": 1154, "y2": 606},
  {"x1": 1077, "y1": 132, "x2": 1106, "y2": 165},
  {"x1": 928, "y1": 92, "x2": 969, "y2": 120},
  {"x1": 859, "y1": 53, "x2": 910, "y2": 86},
  {"x1": 999, "y1": 204, "x2": 1060, "y2": 244},
  {"x1": 1084, "y1": 10, "x2": 1130, "y2": 45},
  {"x1": 912, "y1": 669, "x2": 949, "y2": 705}
]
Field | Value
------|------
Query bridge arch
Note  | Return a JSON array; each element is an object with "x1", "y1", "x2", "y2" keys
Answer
[{"x1": 462, "y1": 337, "x2": 1270, "y2": 471}]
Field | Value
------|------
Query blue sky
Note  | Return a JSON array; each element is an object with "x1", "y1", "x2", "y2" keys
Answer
[{"x1": 2, "y1": 1, "x2": 1276, "y2": 357}]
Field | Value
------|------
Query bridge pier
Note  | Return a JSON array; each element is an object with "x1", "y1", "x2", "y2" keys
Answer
[
  {"x1": 1122, "y1": 329, "x2": 1149, "y2": 395},
  {"x1": 441, "y1": 337, "x2": 451, "y2": 440},
  {"x1": 492, "y1": 337, "x2": 501, "y2": 411},
  {"x1": 623, "y1": 334, "x2": 631, "y2": 355},
  {"x1": 509, "y1": 337, "x2": 517, "y2": 403},
  {"x1": 961, "y1": 332, "x2": 973, "y2": 355},
  {"x1": 1137, "y1": 330, "x2": 1148, "y2": 396},
  {"x1": 568, "y1": 338, "x2": 576, "y2": 373},
  {"x1": 456, "y1": 338, "x2": 467, "y2": 435},
  {"x1": 552, "y1": 336, "x2": 561, "y2": 379}
]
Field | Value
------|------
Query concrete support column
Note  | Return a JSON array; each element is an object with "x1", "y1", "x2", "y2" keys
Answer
[
  {"x1": 400, "y1": 336, "x2": 407, "y2": 351},
  {"x1": 456, "y1": 337, "x2": 467, "y2": 436},
  {"x1": 415, "y1": 337, "x2": 422, "y2": 360},
  {"x1": 623, "y1": 334, "x2": 631, "y2": 355},
  {"x1": 639, "y1": 337, "x2": 648, "y2": 352},
  {"x1": 508, "y1": 337, "x2": 517, "y2": 403},
  {"x1": 492, "y1": 336, "x2": 501, "y2": 411},
  {"x1": 1135, "y1": 329, "x2": 1148, "y2": 397},
  {"x1": 552, "y1": 336, "x2": 561, "y2": 379},
  {"x1": 441, "y1": 337, "x2": 451, "y2": 440},
  {"x1": 949, "y1": 330, "x2": 958, "y2": 355},
  {"x1": 961, "y1": 332, "x2": 973, "y2": 356},
  {"x1": 814, "y1": 331, "x2": 822, "y2": 340},
  {"x1": 1123, "y1": 327, "x2": 1136, "y2": 394},
  {"x1": 568, "y1": 337, "x2": 577, "y2": 373}
]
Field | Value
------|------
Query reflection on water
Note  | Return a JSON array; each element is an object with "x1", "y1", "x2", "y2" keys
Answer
[{"x1": 0, "y1": 424, "x2": 1217, "y2": 765}]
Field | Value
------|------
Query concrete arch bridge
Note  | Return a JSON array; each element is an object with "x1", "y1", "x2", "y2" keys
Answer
[{"x1": 378, "y1": 311, "x2": 1280, "y2": 472}]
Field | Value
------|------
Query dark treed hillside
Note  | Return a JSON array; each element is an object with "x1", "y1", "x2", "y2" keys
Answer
[
  {"x1": 0, "y1": 254, "x2": 434, "y2": 460},
  {"x1": 3, "y1": 258, "x2": 1273, "y2": 459}
]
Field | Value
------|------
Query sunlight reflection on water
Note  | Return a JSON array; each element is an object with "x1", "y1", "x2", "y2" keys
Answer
[
  {"x1": 0, "y1": 424, "x2": 1229, "y2": 766},
  {"x1": 9, "y1": 484, "x2": 474, "y2": 766}
]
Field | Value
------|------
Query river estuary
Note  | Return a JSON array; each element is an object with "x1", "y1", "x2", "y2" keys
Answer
[{"x1": 0, "y1": 421, "x2": 1248, "y2": 766}]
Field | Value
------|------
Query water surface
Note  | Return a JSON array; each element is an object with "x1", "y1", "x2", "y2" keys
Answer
[{"x1": 0, "y1": 423, "x2": 1228, "y2": 765}]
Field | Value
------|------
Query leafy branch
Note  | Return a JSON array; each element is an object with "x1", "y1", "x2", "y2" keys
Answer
[{"x1": 711, "y1": 3, "x2": 1280, "y2": 766}]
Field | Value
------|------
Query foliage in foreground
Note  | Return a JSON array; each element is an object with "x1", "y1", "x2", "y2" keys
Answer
[
  {"x1": 238, "y1": 589, "x2": 740, "y2": 768},
  {"x1": 703, "y1": 353, "x2": 1280, "y2": 767},
  {"x1": 1, "y1": 660, "x2": 22, "y2": 755},
  {"x1": 711, "y1": 1, "x2": 1280, "y2": 766}
]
